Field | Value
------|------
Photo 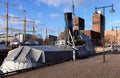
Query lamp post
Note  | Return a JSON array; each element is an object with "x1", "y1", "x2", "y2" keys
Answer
[
  {"x1": 95, "y1": 4, "x2": 115, "y2": 63},
  {"x1": 112, "y1": 26, "x2": 120, "y2": 51}
]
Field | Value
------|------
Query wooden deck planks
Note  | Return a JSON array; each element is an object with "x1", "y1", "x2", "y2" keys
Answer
[{"x1": 5, "y1": 53, "x2": 120, "y2": 78}]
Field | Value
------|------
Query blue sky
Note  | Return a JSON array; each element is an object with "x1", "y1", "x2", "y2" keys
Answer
[{"x1": 0, "y1": 0, "x2": 120, "y2": 39}]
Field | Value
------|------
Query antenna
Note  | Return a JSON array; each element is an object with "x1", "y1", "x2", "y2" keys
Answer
[
  {"x1": 32, "y1": 21, "x2": 35, "y2": 35},
  {"x1": 46, "y1": 27, "x2": 48, "y2": 39},
  {"x1": 72, "y1": 0, "x2": 75, "y2": 17},
  {"x1": 72, "y1": 0, "x2": 76, "y2": 31}
]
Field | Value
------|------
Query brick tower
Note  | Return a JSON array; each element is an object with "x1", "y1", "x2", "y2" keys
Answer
[{"x1": 92, "y1": 13, "x2": 105, "y2": 38}]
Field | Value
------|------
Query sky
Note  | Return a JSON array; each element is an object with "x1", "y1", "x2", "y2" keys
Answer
[{"x1": 0, "y1": 0, "x2": 120, "y2": 39}]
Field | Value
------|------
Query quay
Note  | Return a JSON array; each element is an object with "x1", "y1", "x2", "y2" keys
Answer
[
  {"x1": 5, "y1": 52, "x2": 120, "y2": 78},
  {"x1": 0, "y1": 44, "x2": 9, "y2": 65}
]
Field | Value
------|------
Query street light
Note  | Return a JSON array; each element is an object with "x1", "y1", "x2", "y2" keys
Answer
[
  {"x1": 112, "y1": 26, "x2": 120, "y2": 51},
  {"x1": 110, "y1": 4, "x2": 115, "y2": 14},
  {"x1": 95, "y1": 4, "x2": 115, "y2": 63},
  {"x1": 95, "y1": 4, "x2": 115, "y2": 16}
]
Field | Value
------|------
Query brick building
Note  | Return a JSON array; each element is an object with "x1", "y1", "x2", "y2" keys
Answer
[
  {"x1": 80, "y1": 12, "x2": 105, "y2": 46},
  {"x1": 44, "y1": 35, "x2": 57, "y2": 45},
  {"x1": 73, "y1": 17, "x2": 85, "y2": 31},
  {"x1": 104, "y1": 30, "x2": 120, "y2": 44},
  {"x1": 59, "y1": 13, "x2": 105, "y2": 46},
  {"x1": 92, "y1": 13, "x2": 105, "y2": 37},
  {"x1": 80, "y1": 13, "x2": 104, "y2": 46},
  {"x1": 81, "y1": 30, "x2": 101, "y2": 45},
  {"x1": 59, "y1": 32, "x2": 65, "y2": 40}
]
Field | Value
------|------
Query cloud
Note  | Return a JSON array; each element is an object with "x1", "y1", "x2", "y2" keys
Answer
[
  {"x1": 0, "y1": 19, "x2": 21, "y2": 32},
  {"x1": 36, "y1": 0, "x2": 65, "y2": 7},
  {"x1": 9, "y1": 14, "x2": 23, "y2": 26},
  {"x1": 35, "y1": 20, "x2": 42, "y2": 25},
  {"x1": 37, "y1": 26, "x2": 56, "y2": 33},
  {"x1": 109, "y1": 20, "x2": 120, "y2": 25},
  {"x1": 63, "y1": 7, "x2": 71, "y2": 12},
  {"x1": 0, "y1": 16, "x2": 46, "y2": 36},
  {"x1": 0, "y1": 19, "x2": 6, "y2": 28},
  {"x1": 17, "y1": 4, "x2": 23, "y2": 11},
  {"x1": 37, "y1": 12, "x2": 43, "y2": 18},
  {"x1": 9, "y1": 14, "x2": 19, "y2": 19},
  {"x1": 27, "y1": 20, "x2": 45, "y2": 32},
  {"x1": 50, "y1": 13, "x2": 60, "y2": 19},
  {"x1": 113, "y1": 0, "x2": 120, "y2": 8},
  {"x1": 36, "y1": 0, "x2": 96, "y2": 8},
  {"x1": 35, "y1": 0, "x2": 97, "y2": 13}
]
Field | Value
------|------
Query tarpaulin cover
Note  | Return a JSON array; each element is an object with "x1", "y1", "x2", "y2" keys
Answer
[{"x1": 0, "y1": 45, "x2": 73, "y2": 73}]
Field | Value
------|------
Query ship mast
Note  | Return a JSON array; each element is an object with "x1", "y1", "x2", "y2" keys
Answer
[
  {"x1": 13, "y1": 10, "x2": 34, "y2": 41},
  {"x1": 4, "y1": 0, "x2": 17, "y2": 45}
]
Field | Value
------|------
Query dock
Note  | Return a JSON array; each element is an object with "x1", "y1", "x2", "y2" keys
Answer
[
  {"x1": 5, "y1": 52, "x2": 120, "y2": 78},
  {"x1": 0, "y1": 44, "x2": 9, "y2": 65}
]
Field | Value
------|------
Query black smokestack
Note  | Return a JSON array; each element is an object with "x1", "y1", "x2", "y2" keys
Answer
[{"x1": 64, "y1": 12, "x2": 73, "y2": 46}]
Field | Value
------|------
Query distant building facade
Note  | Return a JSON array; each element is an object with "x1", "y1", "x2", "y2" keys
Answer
[
  {"x1": 0, "y1": 34, "x2": 24, "y2": 43},
  {"x1": 59, "y1": 32, "x2": 65, "y2": 40},
  {"x1": 81, "y1": 30, "x2": 101, "y2": 45},
  {"x1": 104, "y1": 30, "x2": 120, "y2": 44},
  {"x1": 0, "y1": 34, "x2": 43, "y2": 44},
  {"x1": 44, "y1": 35, "x2": 57, "y2": 45}
]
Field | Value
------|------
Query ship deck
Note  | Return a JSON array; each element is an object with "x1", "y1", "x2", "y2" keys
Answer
[{"x1": 5, "y1": 52, "x2": 120, "y2": 78}]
